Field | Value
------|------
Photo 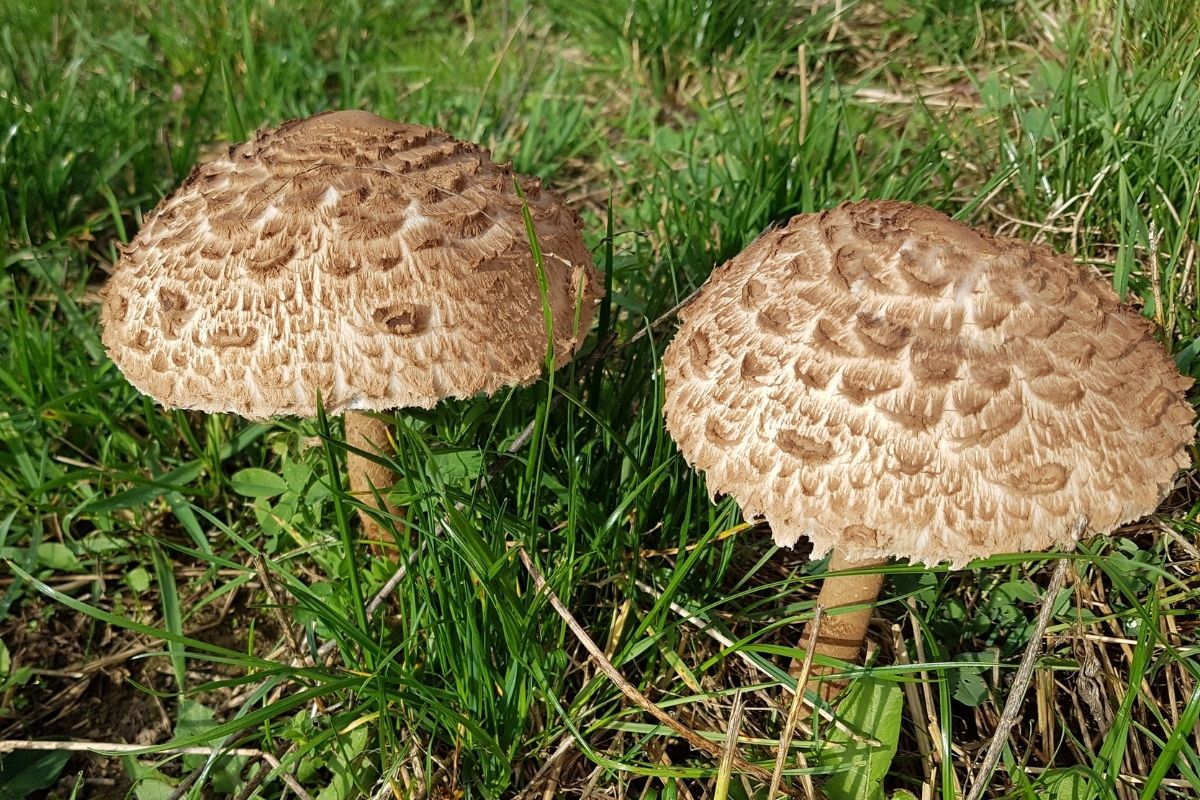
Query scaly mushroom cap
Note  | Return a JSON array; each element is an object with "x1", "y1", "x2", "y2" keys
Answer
[
  {"x1": 662, "y1": 201, "x2": 1195, "y2": 567},
  {"x1": 101, "y1": 110, "x2": 602, "y2": 419}
]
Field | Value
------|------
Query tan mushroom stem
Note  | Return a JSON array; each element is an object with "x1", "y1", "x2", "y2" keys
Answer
[
  {"x1": 344, "y1": 410, "x2": 405, "y2": 550},
  {"x1": 794, "y1": 548, "x2": 886, "y2": 700}
]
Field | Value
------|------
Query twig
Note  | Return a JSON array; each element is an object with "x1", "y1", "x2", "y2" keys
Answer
[
  {"x1": 1148, "y1": 221, "x2": 1165, "y2": 329},
  {"x1": 316, "y1": 546, "x2": 418, "y2": 660},
  {"x1": 964, "y1": 558, "x2": 1071, "y2": 800},
  {"x1": 166, "y1": 760, "x2": 207, "y2": 800},
  {"x1": 907, "y1": 597, "x2": 957, "y2": 794},
  {"x1": 1157, "y1": 519, "x2": 1200, "y2": 562},
  {"x1": 261, "y1": 746, "x2": 315, "y2": 800},
  {"x1": 367, "y1": 553, "x2": 414, "y2": 616},
  {"x1": 851, "y1": 86, "x2": 983, "y2": 110},
  {"x1": 62, "y1": 618, "x2": 226, "y2": 677},
  {"x1": 517, "y1": 547, "x2": 805, "y2": 798},
  {"x1": 0, "y1": 739, "x2": 261, "y2": 757},
  {"x1": 892, "y1": 621, "x2": 935, "y2": 786},
  {"x1": 539, "y1": 750, "x2": 565, "y2": 800},
  {"x1": 516, "y1": 734, "x2": 579, "y2": 800},
  {"x1": 1006, "y1": 762, "x2": 1197, "y2": 791},
  {"x1": 634, "y1": 580, "x2": 766, "y2": 675},
  {"x1": 824, "y1": 0, "x2": 844, "y2": 43},
  {"x1": 715, "y1": 691, "x2": 746, "y2": 798},
  {"x1": 618, "y1": 288, "x2": 700, "y2": 350},
  {"x1": 232, "y1": 741, "x2": 301, "y2": 800},
  {"x1": 255, "y1": 555, "x2": 308, "y2": 665},
  {"x1": 632, "y1": 579, "x2": 875, "y2": 745},
  {"x1": 166, "y1": 731, "x2": 263, "y2": 800},
  {"x1": 640, "y1": 523, "x2": 748, "y2": 557},
  {"x1": 770, "y1": 606, "x2": 823, "y2": 800}
]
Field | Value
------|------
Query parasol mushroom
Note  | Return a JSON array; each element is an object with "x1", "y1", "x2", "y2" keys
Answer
[
  {"x1": 101, "y1": 109, "x2": 601, "y2": 547},
  {"x1": 662, "y1": 200, "x2": 1195, "y2": 698}
]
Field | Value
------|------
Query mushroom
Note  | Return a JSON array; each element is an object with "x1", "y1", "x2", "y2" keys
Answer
[
  {"x1": 101, "y1": 109, "x2": 602, "y2": 546},
  {"x1": 662, "y1": 200, "x2": 1195, "y2": 697}
]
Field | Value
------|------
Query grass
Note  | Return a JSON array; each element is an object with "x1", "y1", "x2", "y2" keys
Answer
[{"x1": 0, "y1": 0, "x2": 1198, "y2": 798}]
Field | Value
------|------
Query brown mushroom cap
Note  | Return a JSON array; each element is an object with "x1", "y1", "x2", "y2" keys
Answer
[
  {"x1": 101, "y1": 110, "x2": 602, "y2": 419},
  {"x1": 662, "y1": 201, "x2": 1195, "y2": 567}
]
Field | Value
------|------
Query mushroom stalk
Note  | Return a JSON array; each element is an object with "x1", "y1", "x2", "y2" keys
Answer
[
  {"x1": 344, "y1": 410, "x2": 405, "y2": 550},
  {"x1": 795, "y1": 548, "x2": 886, "y2": 700}
]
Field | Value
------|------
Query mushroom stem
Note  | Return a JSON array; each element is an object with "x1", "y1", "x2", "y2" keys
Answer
[
  {"x1": 344, "y1": 410, "x2": 405, "y2": 552},
  {"x1": 794, "y1": 548, "x2": 886, "y2": 701}
]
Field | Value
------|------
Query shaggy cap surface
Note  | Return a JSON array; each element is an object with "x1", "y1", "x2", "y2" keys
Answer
[
  {"x1": 662, "y1": 201, "x2": 1195, "y2": 566},
  {"x1": 102, "y1": 110, "x2": 601, "y2": 418}
]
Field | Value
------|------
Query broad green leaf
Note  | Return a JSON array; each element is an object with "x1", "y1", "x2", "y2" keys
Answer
[
  {"x1": 822, "y1": 677, "x2": 904, "y2": 800},
  {"x1": 1045, "y1": 770, "x2": 1097, "y2": 800},
  {"x1": 254, "y1": 493, "x2": 298, "y2": 537},
  {"x1": 80, "y1": 533, "x2": 128, "y2": 553},
  {"x1": 172, "y1": 700, "x2": 250, "y2": 793},
  {"x1": 315, "y1": 727, "x2": 374, "y2": 800},
  {"x1": 0, "y1": 545, "x2": 82, "y2": 573},
  {"x1": 122, "y1": 757, "x2": 175, "y2": 800},
  {"x1": 36, "y1": 542, "x2": 82, "y2": 572},
  {"x1": 283, "y1": 459, "x2": 312, "y2": 492},
  {"x1": 950, "y1": 652, "x2": 997, "y2": 707},
  {"x1": 0, "y1": 637, "x2": 31, "y2": 691},
  {"x1": 429, "y1": 449, "x2": 484, "y2": 484},
  {"x1": 125, "y1": 566, "x2": 151, "y2": 593},
  {"x1": 175, "y1": 699, "x2": 218, "y2": 770},
  {"x1": 997, "y1": 579, "x2": 1039, "y2": 604},
  {"x1": 0, "y1": 749, "x2": 71, "y2": 798},
  {"x1": 951, "y1": 668, "x2": 989, "y2": 707},
  {"x1": 229, "y1": 468, "x2": 288, "y2": 498}
]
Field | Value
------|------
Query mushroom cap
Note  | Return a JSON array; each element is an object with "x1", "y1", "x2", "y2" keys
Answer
[
  {"x1": 101, "y1": 110, "x2": 602, "y2": 419},
  {"x1": 662, "y1": 201, "x2": 1196, "y2": 567}
]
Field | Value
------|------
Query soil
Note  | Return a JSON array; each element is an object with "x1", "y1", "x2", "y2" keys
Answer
[{"x1": 1, "y1": 573, "x2": 281, "y2": 800}]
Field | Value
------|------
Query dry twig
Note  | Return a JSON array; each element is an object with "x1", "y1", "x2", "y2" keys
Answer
[
  {"x1": 517, "y1": 547, "x2": 805, "y2": 798},
  {"x1": 964, "y1": 558, "x2": 1072, "y2": 800},
  {"x1": 632, "y1": 579, "x2": 876, "y2": 745},
  {"x1": 770, "y1": 606, "x2": 823, "y2": 800},
  {"x1": 0, "y1": 739, "x2": 260, "y2": 757}
]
